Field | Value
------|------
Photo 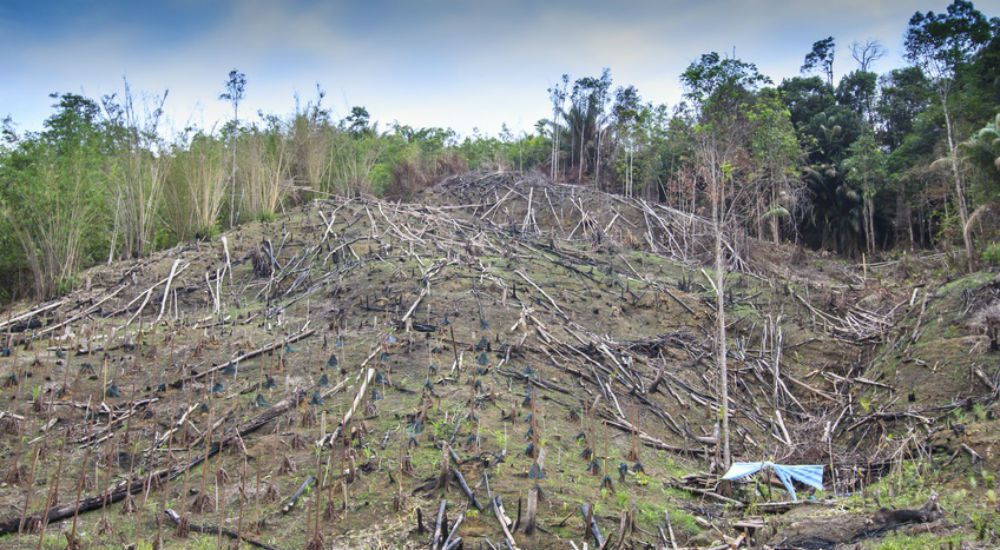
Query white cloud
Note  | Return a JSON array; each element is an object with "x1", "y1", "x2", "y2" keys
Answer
[{"x1": 0, "y1": 0, "x2": 979, "y2": 136}]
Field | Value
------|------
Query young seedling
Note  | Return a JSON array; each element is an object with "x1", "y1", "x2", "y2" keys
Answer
[
  {"x1": 192, "y1": 395, "x2": 215, "y2": 514},
  {"x1": 66, "y1": 446, "x2": 91, "y2": 550},
  {"x1": 392, "y1": 446, "x2": 408, "y2": 512},
  {"x1": 34, "y1": 443, "x2": 65, "y2": 550},
  {"x1": 176, "y1": 459, "x2": 192, "y2": 537},
  {"x1": 325, "y1": 446, "x2": 340, "y2": 521},
  {"x1": 306, "y1": 448, "x2": 325, "y2": 550},
  {"x1": 17, "y1": 444, "x2": 42, "y2": 538},
  {"x1": 524, "y1": 386, "x2": 546, "y2": 535},
  {"x1": 234, "y1": 456, "x2": 247, "y2": 546}
]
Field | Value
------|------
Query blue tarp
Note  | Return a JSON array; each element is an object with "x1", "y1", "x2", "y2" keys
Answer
[{"x1": 721, "y1": 462, "x2": 824, "y2": 501}]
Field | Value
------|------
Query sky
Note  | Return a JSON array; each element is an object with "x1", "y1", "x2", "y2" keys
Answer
[{"x1": 2, "y1": 0, "x2": 997, "y2": 138}]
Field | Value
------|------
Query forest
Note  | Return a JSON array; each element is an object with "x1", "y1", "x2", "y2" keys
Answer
[{"x1": 2, "y1": 1, "x2": 997, "y2": 301}]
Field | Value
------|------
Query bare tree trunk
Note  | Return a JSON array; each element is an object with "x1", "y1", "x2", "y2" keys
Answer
[
  {"x1": 941, "y1": 91, "x2": 974, "y2": 271},
  {"x1": 551, "y1": 113, "x2": 559, "y2": 181},
  {"x1": 229, "y1": 104, "x2": 239, "y2": 227},
  {"x1": 712, "y1": 165, "x2": 730, "y2": 470},
  {"x1": 628, "y1": 145, "x2": 634, "y2": 198},
  {"x1": 756, "y1": 195, "x2": 765, "y2": 240},
  {"x1": 573, "y1": 134, "x2": 578, "y2": 181},
  {"x1": 108, "y1": 193, "x2": 122, "y2": 265},
  {"x1": 908, "y1": 205, "x2": 915, "y2": 250},
  {"x1": 595, "y1": 127, "x2": 602, "y2": 189},
  {"x1": 624, "y1": 144, "x2": 629, "y2": 198},
  {"x1": 865, "y1": 192, "x2": 875, "y2": 254},
  {"x1": 770, "y1": 181, "x2": 780, "y2": 244}
]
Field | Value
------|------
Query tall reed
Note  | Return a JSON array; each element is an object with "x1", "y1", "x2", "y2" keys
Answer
[
  {"x1": 105, "y1": 83, "x2": 169, "y2": 260},
  {"x1": 162, "y1": 132, "x2": 228, "y2": 241},
  {"x1": 236, "y1": 123, "x2": 293, "y2": 221}
]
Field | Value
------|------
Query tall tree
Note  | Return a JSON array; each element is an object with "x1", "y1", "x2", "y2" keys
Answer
[
  {"x1": 837, "y1": 70, "x2": 879, "y2": 121},
  {"x1": 612, "y1": 86, "x2": 642, "y2": 197},
  {"x1": 802, "y1": 37, "x2": 836, "y2": 88},
  {"x1": 547, "y1": 75, "x2": 568, "y2": 181},
  {"x1": 0, "y1": 94, "x2": 108, "y2": 297},
  {"x1": 843, "y1": 127, "x2": 887, "y2": 253},
  {"x1": 345, "y1": 106, "x2": 371, "y2": 136},
  {"x1": 779, "y1": 76, "x2": 836, "y2": 132},
  {"x1": 905, "y1": 0, "x2": 992, "y2": 270},
  {"x1": 682, "y1": 52, "x2": 769, "y2": 470},
  {"x1": 748, "y1": 90, "x2": 802, "y2": 243},
  {"x1": 569, "y1": 69, "x2": 612, "y2": 183},
  {"x1": 876, "y1": 68, "x2": 933, "y2": 150},
  {"x1": 219, "y1": 69, "x2": 247, "y2": 226}
]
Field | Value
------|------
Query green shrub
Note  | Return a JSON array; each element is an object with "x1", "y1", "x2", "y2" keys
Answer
[
  {"x1": 982, "y1": 242, "x2": 1000, "y2": 265},
  {"x1": 666, "y1": 506, "x2": 700, "y2": 536}
]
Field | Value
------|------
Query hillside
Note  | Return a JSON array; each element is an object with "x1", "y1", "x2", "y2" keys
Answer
[{"x1": 0, "y1": 172, "x2": 997, "y2": 549}]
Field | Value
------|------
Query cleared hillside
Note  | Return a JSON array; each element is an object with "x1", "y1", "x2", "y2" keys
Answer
[{"x1": 0, "y1": 172, "x2": 996, "y2": 549}]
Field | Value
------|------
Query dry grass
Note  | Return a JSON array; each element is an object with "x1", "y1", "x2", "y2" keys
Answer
[
  {"x1": 162, "y1": 134, "x2": 228, "y2": 241},
  {"x1": 107, "y1": 85, "x2": 169, "y2": 260},
  {"x1": 237, "y1": 128, "x2": 294, "y2": 221}
]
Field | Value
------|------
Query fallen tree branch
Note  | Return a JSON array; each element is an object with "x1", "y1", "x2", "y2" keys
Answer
[
  {"x1": 580, "y1": 503, "x2": 605, "y2": 548},
  {"x1": 164, "y1": 509, "x2": 282, "y2": 550},
  {"x1": 492, "y1": 496, "x2": 520, "y2": 550},
  {"x1": 319, "y1": 367, "x2": 375, "y2": 447},
  {"x1": 170, "y1": 328, "x2": 316, "y2": 388},
  {"x1": 281, "y1": 475, "x2": 316, "y2": 514},
  {"x1": 0, "y1": 388, "x2": 308, "y2": 534},
  {"x1": 452, "y1": 466, "x2": 484, "y2": 511}
]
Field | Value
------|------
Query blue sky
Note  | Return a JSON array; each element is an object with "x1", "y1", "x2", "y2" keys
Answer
[{"x1": 2, "y1": 0, "x2": 994, "y2": 137}]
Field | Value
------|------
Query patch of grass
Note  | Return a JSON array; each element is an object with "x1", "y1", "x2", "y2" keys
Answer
[
  {"x1": 870, "y1": 532, "x2": 965, "y2": 549},
  {"x1": 666, "y1": 506, "x2": 701, "y2": 536},
  {"x1": 935, "y1": 271, "x2": 993, "y2": 297},
  {"x1": 981, "y1": 242, "x2": 1000, "y2": 266}
]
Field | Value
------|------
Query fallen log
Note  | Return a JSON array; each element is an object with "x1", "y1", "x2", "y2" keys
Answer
[
  {"x1": 492, "y1": 496, "x2": 520, "y2": 550},
  {"x1": 164, "y1": 509, "x2": 282, "y2": 550},
  {"x1": 0, "y1": 388, "x2": 308, "y2": 534},
  {"x1": 667, "y1": 482, "x2": 746, "y2": 508},
  {"x1": 441, "y1": 511, "x2": 464, "y2": 550},
  {"x1": 319, "y1": 367, "x2": 375, "y2": 447},
  {"x1": 580, "y1": 503, "x2": 605, "y2": 548},
  {"x1": 171, "y1": 328, "x2": 317, "y2": 388},
  {"x1": 18, "y1": 285, "x2": 128, "y2": 342},
  {"x1": 432, "y1": 499, "x2": 447, "y2": 550},
  {"x1": 452, "y1": 466, "x2": 484, "y2": 511},
  {"x1": 768, "y1": 495, "x2": 944, "y2": 548},
  {"x1": 281, "y1": 475, "x2": 316, "y2": 514},
  {"x1": 0, "y1": 299, "x2": 66, "y2": 332}
]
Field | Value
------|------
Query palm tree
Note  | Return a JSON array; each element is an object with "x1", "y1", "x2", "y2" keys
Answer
[
  {"x1": 962, "y1": 114, "x2": 1000, "y2": 176},
  {"x1": 958, "y1": 114, "x2": 1000, "y2": 252},
  {"x1": 798, "y1": 164, "x2": 866, "y2": 255}
]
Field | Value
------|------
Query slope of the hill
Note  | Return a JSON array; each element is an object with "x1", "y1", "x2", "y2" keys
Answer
[{"x1": 0, "y1": 171, "x2": 996, "y2": 549}]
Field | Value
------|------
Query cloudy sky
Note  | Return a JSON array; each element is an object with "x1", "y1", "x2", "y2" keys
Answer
[{"x1": 2, "y1": 0, "x2": 992, "y2": 137}]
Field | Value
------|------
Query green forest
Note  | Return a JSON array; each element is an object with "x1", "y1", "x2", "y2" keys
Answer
[{"x1": 2, "y1": 0, "x2": 998, "y2": 301}]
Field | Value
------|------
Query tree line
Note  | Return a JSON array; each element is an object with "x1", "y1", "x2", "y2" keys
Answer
[
  {"x1": 0, "y1": 80, "x2": 549, "y2": 300},
  {"x1": 541, "y1": 1, "x2": 999, "y2": 264},
  {"x1": 1, "y1": 0, "x2": 998, "y2": 301}
]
